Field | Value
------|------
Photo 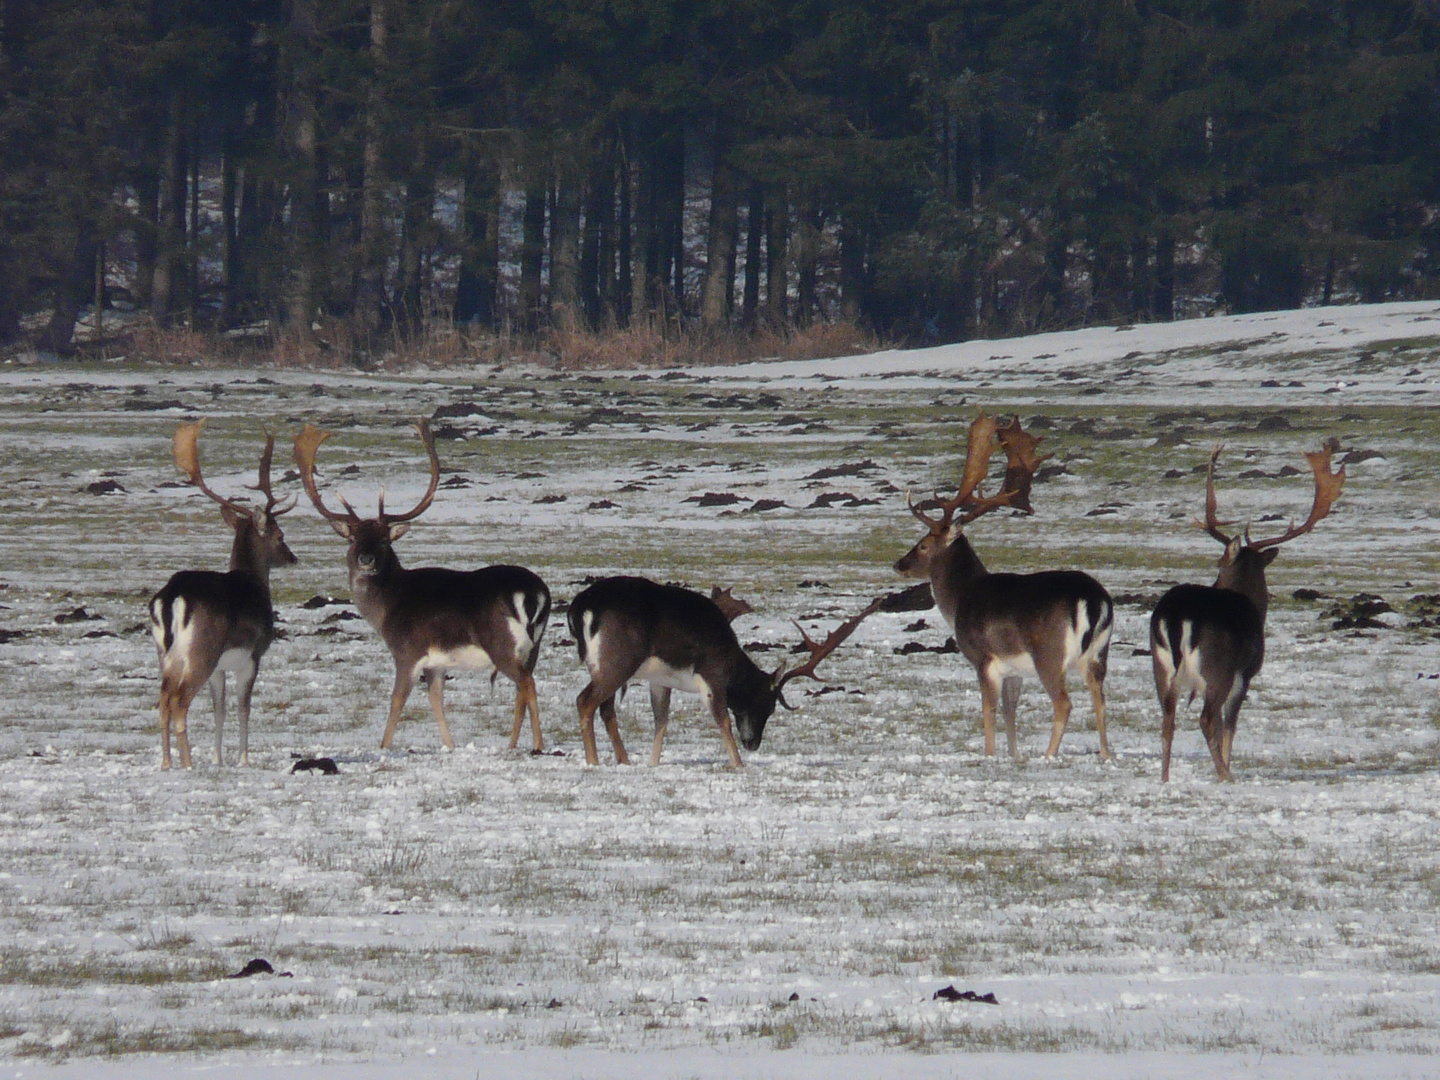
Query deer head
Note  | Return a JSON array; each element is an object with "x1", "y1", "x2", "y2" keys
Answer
[
  {"x1": 173, "y1": 420, "x2": 297, "y2": 568},
  {"x1": 1200, "y1": 440, "x2": 1345, "y2": 611},
  {"x1": 293, "y1": 419, "x2": 441, "y2": 579}
]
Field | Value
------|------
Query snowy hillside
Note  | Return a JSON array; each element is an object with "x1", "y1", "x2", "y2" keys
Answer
[{"x1": 1, "y1": 302, "x2": 1439, "y2": 1078}]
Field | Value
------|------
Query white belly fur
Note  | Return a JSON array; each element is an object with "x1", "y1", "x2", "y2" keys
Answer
[
  {"x1": 412, "y1": 644, "x2": 495, "y2": 678},
  {"x1": 215, "y1": 647, "x2": 254, "y2": 674},
  {"x1": 635, "y1": 658, "x2": 711, "y2": 696}
]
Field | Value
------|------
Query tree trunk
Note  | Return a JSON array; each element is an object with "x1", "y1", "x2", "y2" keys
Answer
[
  {"x1": 656, "y1": 126, "x2": 684, "y2": 319},
  {"x1": 355, "y1": 0, "x2": 388, "y2": 339},
  {"x1": 765, "y1": 190, "x2": 788, "y2": 325},
  {"x1": 741, "y1": 183, "x2": 763, "y2": 327},
  {"x1": 186, "y1": 125, "x2": 200, "y2": 328},
  {"x1": 518, "y1": 175, "x2": 547, "y2": 333},
  {"x1": 285, "y1": 0, "x2": 323, "y2": 339},
  {"x1": 454, "y1": 157, "x2": 499, "y2": 326},
  {"x1": 1153, "y1": 230, "x2": 1174, "y2": 321},
  {"x1": 551, "y1": 165, "x2": 582, "y2": 330},
  {"x1": 393, "y1": 157, "x2": 432, "y2": 338},
  {"x1": 838, "y1": 215, "x2": 865, "y2": 321},
  {"x1": 794, "y1": 203, "x2": 819, "y2": 328},
  {"x1": 700, "y1": 130, "x2": 738, "y2": 328},
  {"x1": 219, "y1": 134, "x2": 240, "y2": 326},
  {"x1": 616, "y1": 145, "x2": 632, "y2": 326},
  {"x1": 40, "y1": 220, "x2": 96, "y2": 355},
  {"x1": 150, "y1": 94, "x2": 185, "y2": 326},
  {"x1": 630, "y1": 131, "x2": 656, "y2": 324},
  {"x1": 581, "y1": 146, "x2": 613, "y2": 328},
  {"x1": 133, "y1": 117, "x2": 161, "y2": 310}
]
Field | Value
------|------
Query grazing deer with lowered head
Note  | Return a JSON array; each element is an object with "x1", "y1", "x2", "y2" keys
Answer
[
  {"x1": 149, "y1": 422, "x2": 297, "y2": 769},
  {"x1": 895, "y1": 413, "x2": 1114, "y2": 761},
  {"x1": 1151, "y1": 442, "x2": 1343, "y2": 781},
  {"x1": 569, "y1": 576, "x2": 879, "y2": 767},
  {"x1": 294, "y1": 419, "x2": 551, "y2": 752}
]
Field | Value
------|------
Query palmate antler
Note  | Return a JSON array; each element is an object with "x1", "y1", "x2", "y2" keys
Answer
[
  {"x1": 772, "y1": 595, "x2": 886, "y2": 709},
  {"x1": 293, "y1": 418, "x2": 441, "y2": 532},
  {"x1": 1201, "y1": 440, "x2": 1345, "y2": 549},
  {"x1": 173, "y1": 420, "x2": 294, "y2": 520},
  {"x1": 908, "y1": 412, "x2": 1050, "y2": 534}
]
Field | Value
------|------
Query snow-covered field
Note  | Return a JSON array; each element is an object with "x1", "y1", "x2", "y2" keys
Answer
[{"x1": 2, "y1": 301, "x2": 1440, "y2": 1078}]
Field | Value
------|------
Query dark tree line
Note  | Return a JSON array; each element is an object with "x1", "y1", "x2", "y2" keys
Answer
[{"x1": 2, "y1": 0, "x2": 1438, "y2": 358}]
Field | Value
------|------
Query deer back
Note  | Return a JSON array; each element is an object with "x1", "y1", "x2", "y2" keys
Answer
[
  {"x1": 369, "y1": 562, "x2": 550, "y2": 669},
  {"x1": 944, "y1": 567, "x2": 1113, "y2": 669}
]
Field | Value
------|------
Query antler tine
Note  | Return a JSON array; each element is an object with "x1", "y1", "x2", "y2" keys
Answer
[
  {"x1": 1247, "y1": 437, "x2": 1345, "y2": 551},
  {"x1": 378, "y1": 417, "x2": 441, "y2": 525},
  {"x1": 245, "y1": 428, "x2": 295, "y2": 516},
  {"x1": 172, "y1": 419, "x2": 250, "y2": 515},
  {"x1": 292, "y1": 423, "x2": 357, "y2": 524},
  {"x1": 995, "y1": 415, "x2": 1050, "y2": 515},
  {"x1": 774, "y1": 595, "x2": 885, "y2": 700},
  {"x1": 1199, "y1": 444, "x2": 1235, "y2": 545}
]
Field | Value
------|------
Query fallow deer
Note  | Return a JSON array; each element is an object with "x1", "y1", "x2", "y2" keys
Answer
[
  {"x1": 1151, "y1": 441, "x2": 1344, "y2": 781},
  {"x1": 895, "y1": 413, "x2": 1114, "y2": 761},
  {"x1": 293, "y1": 419, "x2": 552, "y2": 752},
  {"x1": 149, "y1": 421, "x2": 297, "y2": 769},
  {"x1": 568, "y1": 576, "x2": 879, "y2": 767}
]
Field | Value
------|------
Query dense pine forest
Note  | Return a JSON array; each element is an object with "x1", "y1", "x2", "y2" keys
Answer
[{"x1": 1, "y1": 1, "x2": 1438, "y2": 365}]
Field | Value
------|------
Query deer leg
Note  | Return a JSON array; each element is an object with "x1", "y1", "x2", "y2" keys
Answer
[
  {"x1": 171, "y1": 681, "x2": 196, "y2": 770},
  {"x1": 234, "y1": 656, "x2": 258, "y2": 766},
  {"x1": 576, "y1": 685, "x2": 602, "y2": 765},
  {"x1": 381, "y1": 666, "x2": 417, "y2": 749},
  {"x1": 209, "y1": 671, "x2": 226, "y2": 766},
  {"x1": 707, "y1": 689, "x2": 744, "y2": 769},
  {"x1": 425, "y1": 669, "x2": 455, "y2": 749},
  {"x1": 1037, "y1": 663, "x2": 1073, "y2": 761},
  {"x1": 1159, "y1": 688, "x2": 1179, "y2": 782},
  {"x1": 599, "y1": 696, "x2": 630, "y2": 765},
  {"x1": 1084, "y1": 660, "x2": 1111, "y2": 762},
  {"x1": 1000, "y1": 675, "x2": 1023, "y2": 761},
  {"x1": 1199, "y1": 695, "x2": 1230, "y2": 781},
  {"x1": 1219, "y1": 679, "x2": 1247, "y2": 778},
  {"x1": 158, "y1": 680, "x2": 175, "y2": 771},
  {"x1": 977, "y1": 664, "x2": 1001, "y2": 757},
  {"x1": 508, "y1": 671, "x2": 543, "y2": 753},
  {"x1": 649, "y1": 685, "x2": 672, "y2": 766}
]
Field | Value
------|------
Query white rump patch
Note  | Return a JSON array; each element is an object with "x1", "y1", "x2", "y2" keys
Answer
[
  {"x1": 1158, "y1": 619, "x2": 1206, "y2": 699},
  {"x1": 508, "y1": 591, "x2": 533, "y2": 665}
]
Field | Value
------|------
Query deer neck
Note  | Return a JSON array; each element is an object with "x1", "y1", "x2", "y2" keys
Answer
[
  {"x1": 228, "y1": 522, "x2": 274, "y2": 590},
  {"x1": 931, "y1": 532, "x2": 989, "y2": 617},
  {"x1": 349, "y1": 548, "x2": 405, "y2": 626},
  {"x1": 1214, "y1": 549, "x2": 1272, "y2": 624}
]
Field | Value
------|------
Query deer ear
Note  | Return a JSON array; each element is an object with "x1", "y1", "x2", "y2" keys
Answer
[
  {"x1": 389, "y1": 523, "x2": 410, "y2": 542},
  {"x1": 1259, "y1": 547, "x2": 1280, "y2": 567},
  {"x1": 942, "y1": 521, "x2": 965, "y2": 545},
  {"x1": 328, "y1": 518, "x2": 353, "y2": 539},
  {"x1": 221, "y1": 504, "x2": 244, "y2": 529},
  {"x1": 1221, "y1": 536, "x2": 1243, "y2": 566}
]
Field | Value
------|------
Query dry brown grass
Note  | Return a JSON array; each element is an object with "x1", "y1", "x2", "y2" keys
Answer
[
  {"x1": 545, "y1": 317, "x2": 883, "y2": 370},
  {"x1": 66, "y1": 313, "x2": 883, "y2": 371}
]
